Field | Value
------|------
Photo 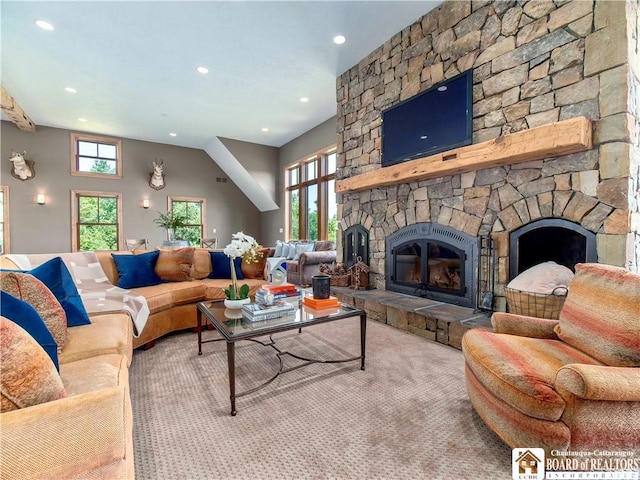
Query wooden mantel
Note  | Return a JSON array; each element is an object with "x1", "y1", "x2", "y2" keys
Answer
[{"x1": 336, "y1": 116, "x2": 592, "y2": 194}]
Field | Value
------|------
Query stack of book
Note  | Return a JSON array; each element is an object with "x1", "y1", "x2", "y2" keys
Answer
[
  {"x1": 242, "y1": 300, "x2": 295, "y2": 322},
  {"x1": 255, "y1": 283, "x2": 301, "y2": 304}
]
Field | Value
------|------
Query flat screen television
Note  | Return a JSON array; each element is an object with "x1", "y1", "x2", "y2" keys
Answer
[{"x1": 381, "y1": 69, "x2": 473, "y2": 167}]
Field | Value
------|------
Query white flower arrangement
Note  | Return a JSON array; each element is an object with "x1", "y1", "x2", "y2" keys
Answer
[
  {"x1": 223, "y1": 232, "x2": 263, "y2": 300},
  {"x1": 223, "y1": 232, "x2": 261, "y2": 262}
]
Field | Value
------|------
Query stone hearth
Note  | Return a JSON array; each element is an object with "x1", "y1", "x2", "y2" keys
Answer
[{"x1": 331, "y1": 286, "x2": 492, "y2": 350}]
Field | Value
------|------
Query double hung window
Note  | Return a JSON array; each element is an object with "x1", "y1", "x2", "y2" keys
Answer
[
  {"x1": 71, "y1": 190, "x2": 122, "y2": 251},
  {"x1": 168, "y1": 196, "x2": 206, "y2": 246}
]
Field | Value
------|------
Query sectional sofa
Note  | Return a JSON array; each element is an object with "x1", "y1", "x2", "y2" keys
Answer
[
  {"x1": 94, "y1": 247, "x2": 272, "y2": 348},
  {"x1": 0, "y1": 246, "x2": 272, "y2": 479},
  {"x1": 2, "y1": 247, "x2": 272, "y2": 349}
]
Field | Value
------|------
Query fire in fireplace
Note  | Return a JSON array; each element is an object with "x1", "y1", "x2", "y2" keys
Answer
[{"x1": 386, "y1": 223, "x2": 478, "y2": 308}]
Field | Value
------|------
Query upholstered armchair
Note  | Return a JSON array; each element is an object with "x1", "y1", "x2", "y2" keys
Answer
[{"x1": 462, "y1": 263, "x2": 640, "y2": 455}]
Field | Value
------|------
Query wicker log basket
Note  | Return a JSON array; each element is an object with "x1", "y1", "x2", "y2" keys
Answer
[
  {"x1": 318, "y1": 263, "x2": 350, "y2": 287},
  {"x1": 505, "y1": 286, "x2": 568, "y2": 320},
  {"x1": 505, "y1": 261, "x2": 574, "y2": 320}
]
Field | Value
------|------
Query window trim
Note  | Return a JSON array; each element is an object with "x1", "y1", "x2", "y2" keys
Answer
[
  {"x1": 1, "y1": 186, "x2": 9, "y2": 254},
  {"x1": 71, "y1": 189, "x2": 123, "y2": 252},
  {"x1": 70, "y1": 132, "x2": 123, "y2": 179},
  {"x1": 168, "y1": 195, "x2": 207, "y2": 244},
  {"x1": 286, "y1": 146, "x2": 336, "y2": 241}
]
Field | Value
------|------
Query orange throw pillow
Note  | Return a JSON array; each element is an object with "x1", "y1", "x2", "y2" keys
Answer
[
  {"x1": 155, "y1": 247, "x2": 195, "y2": 282},
  {"x1": 241, "y1": 248, "x2": 270, "y2": 279}
]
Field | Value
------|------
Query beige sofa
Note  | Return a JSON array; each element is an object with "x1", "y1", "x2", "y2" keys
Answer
[
  {"x1": 0, "y1": 247, "x2": 273, "y2": 479},
  {"x1": 1, "y1": 305, "x2": 134, "y2": 479}
]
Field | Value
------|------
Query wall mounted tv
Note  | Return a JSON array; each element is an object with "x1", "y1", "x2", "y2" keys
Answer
[{"x1": 381, "y1": 69, "x2": 473, "y2": 167}]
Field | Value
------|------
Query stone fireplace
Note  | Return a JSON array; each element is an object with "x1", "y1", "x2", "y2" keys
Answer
[{"x1": 334, "y1": 0, "x2": 639, "y2": 312}]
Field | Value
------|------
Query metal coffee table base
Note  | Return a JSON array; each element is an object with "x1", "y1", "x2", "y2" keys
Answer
[
  {"x1": 225, "y1": 329, "x2": 365, "y2": 416},
  {"x1": 197, "y1": 301, "x2": 367, "y2": 416}
]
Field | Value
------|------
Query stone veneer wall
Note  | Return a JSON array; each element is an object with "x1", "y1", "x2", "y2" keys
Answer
[{"x1": 335, "y1": 0, "x2": 639, "y2": 312}]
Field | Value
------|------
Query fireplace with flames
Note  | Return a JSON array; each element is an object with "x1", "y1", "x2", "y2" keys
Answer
[{"x1": 386, "y1": 223, "x2": 479, "y2": 308}]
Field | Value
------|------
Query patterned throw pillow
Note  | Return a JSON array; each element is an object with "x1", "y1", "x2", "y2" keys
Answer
[
  {"x1": 241, "y1": 248, "x2": 270, "y2": 279},
  {"x1": 0, "y1": 316, "x2": 67, "y2": 412},
  {"x1": 0, "y1": 272, "x2": 67, "y2": 352},
  {"x1": 155, "y1": 247, "x2": 195, "y2": 282}
]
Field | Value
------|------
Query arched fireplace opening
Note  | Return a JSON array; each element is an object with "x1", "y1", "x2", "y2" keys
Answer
[
  {"x1": 386, "y1": 223, "x2": 479, "y2": 308},
  {"x1": 509, "y1": 219, "x2": 597, "y2": 280}
]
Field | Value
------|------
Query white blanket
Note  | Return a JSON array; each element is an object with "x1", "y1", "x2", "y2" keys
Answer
[{"x1": 4, "y1": 252, "x2": 149, "y2": 337}]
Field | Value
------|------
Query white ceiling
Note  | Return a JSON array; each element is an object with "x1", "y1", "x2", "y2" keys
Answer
[{"x1": 1, "y1": 1, "x2": 441, "y2": 150}]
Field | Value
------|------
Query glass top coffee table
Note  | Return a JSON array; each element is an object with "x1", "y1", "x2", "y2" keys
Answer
[{"x1": 197, "y1": 297, "x2": 366, "y2": 416}]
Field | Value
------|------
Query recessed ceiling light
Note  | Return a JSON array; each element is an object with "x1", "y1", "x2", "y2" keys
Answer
[
  {"x1": 36, "y1": 20, "x2": 54, "y2": 31},
  {"x1": 261, "y1": 128, "x2": 269, "y2": 132},
  {"x1": 78, "y1": 118, "x2": 87, "y2": 122},
  {"x1": 437, "y1": 86, "x2": 448, "y2": 92},
  {"x1": 300, "y1": 97, "x2": 309, "y2": 103},
  {"x1": 196, "y1": 66, "x2": 209, "y2": 74},
  {"x1": 65, "y1": 87, "x2": 77, "y2": 93},
  {"x1": 169, "y1": 132, "x2": 177, "y2": 137},
  {"x1": 333, "y1": 35, "x2": 346, "y2": 45}
]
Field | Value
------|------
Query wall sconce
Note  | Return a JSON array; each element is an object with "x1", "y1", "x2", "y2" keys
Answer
[
  {"x1": 36, "y1": 193, "x2": 46, "y2": 205},
  {"x1": 142, "y1": 199, "x2": 150, "y2": 209}
]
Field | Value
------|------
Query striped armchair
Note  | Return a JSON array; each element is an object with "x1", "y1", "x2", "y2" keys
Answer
[{"x1": 462, "y1": 263, "x2": 640, "y2": 455}]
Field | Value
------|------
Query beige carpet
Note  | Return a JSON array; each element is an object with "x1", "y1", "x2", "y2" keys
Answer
[{"x1": 130, "y1": 318, "x2": 511, "y2": 479}]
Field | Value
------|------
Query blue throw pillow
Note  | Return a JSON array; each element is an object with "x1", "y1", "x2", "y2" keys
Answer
[
  {"x1": 208, "y1": 252, "x2": 243, "y2": 280},
  {"x1": 0, "y1": 291, "x2": 59, "y2": 371},
  {"x1": 29, "y1": 257, "x2": 91, "y2": 327},
  {"x1": 112, "y1": 251, "x2": 163, "y2": 289}
]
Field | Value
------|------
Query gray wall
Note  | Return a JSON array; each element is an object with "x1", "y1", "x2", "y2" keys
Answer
[
  {"x1": 262, "y1": 116, "x2": 338, "y2": 242},
  {"x1": 1, "y1": 116, "x2": 337, "y2": 253},
  {"x1": 1, "y1": 121, "x2": 263, "y2": 253}
]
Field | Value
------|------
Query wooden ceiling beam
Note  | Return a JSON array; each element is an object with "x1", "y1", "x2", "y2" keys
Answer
[{"x1": 1, "y1": 86, "x2": 36, "y2": 132}]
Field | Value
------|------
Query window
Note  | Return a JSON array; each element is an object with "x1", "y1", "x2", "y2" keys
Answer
[
  {"x1": 286, "y1": 149, "x2": 337, "y2": 242},
  {"x1": 71, "y1": 133, "x2": 122, "y2": 178},
  {"x1": 168, "y1": 196, "x2": 206, "y2": 246},
  {"x1": 0, "y1": 186, "x2": 9, "y2": 254},
  {"x1": 71, "y1": 190, "x2": 123, "y2": 251}
]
